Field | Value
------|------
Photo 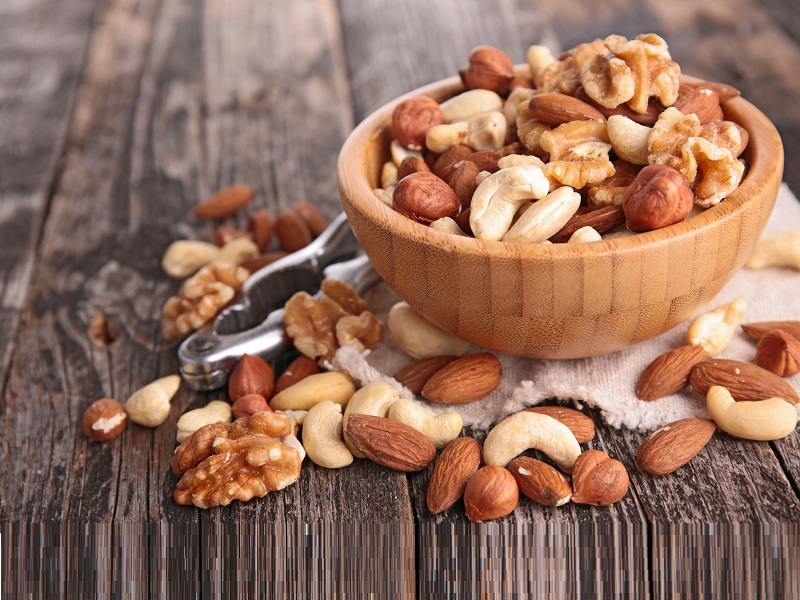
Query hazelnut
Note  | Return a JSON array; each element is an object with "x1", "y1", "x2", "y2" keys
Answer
[
  {"x1": 391, "y1": 96, "x2": 444, "y2": 151},
  {"x1": 231, "y1": 393, "x2": 272, "y2": 419},
  {"x1": 463, "y1": 465, "x2": 519, "y2": 522},
  {"x1": 622, "y1": 164, "x2": 693, "y2": 232},
  {"x1": 392, "y1": 172, "x2": 461, "y2": 225},
  {"x1": 755, "y1": 329, "x2": 800, "y2": 377},
  {"x1": 570, "y1": 449, "x2": 629, "y2": 506},
  {"x1": 229, "y1": 354, "x2": 275, "y2": 401},
  {"x1": 397, "y1": 155, "x2": 431, "y2": 180},
  {"x1": 460, "y1": 46, "x2": 515, "y2": 94},
  {"x1": 82, "y1": 398, "x2": 128, "y2": 442}
]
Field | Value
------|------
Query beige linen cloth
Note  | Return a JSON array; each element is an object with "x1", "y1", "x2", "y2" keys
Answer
[{"x1": 331, "y1": 184, "x2": 800, "y2": 432}]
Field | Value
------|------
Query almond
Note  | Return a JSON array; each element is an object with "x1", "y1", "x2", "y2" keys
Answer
[
  {"x1": 636, "y1": 418, "x2": 716, "y2": 475},
  {"x1": 464, "y1": 151, "x2": 501, "y2": 173},
  {"x1": 275, "y1": 209, "x2": 313, "y2": 252},
  {"x1": 247, "y1": 209, "x2": 273, "y2": 250},
  {"x1": 636, "y1": 344, "x2": 710, "y2": 401},
  {"x1": 570, "y1": 449, "x2": 629, "y2": 506},
  {"x1": 344, "y1": 414, "x2": 436, "y2": 472},
  {"x1": 549, "y1": 205, "x2": 625, "y2": 243},
  {"x1": 528, "y1": 92, "x2": 606, "y2": 125},
  {"x1": 229, "y1": 354, "x2": 275, "y2": 401},
  {"x1": 422, "y1": 353, "x2": 502, "y2": 403},
  {"x1": 426, "y1": 437, "x2": 481, "y2": 514},
  {"x1": 292, "y1": 201, "x2": 328, "y2": 237},
  {"x1": 507, "y1": 457, "x2": 572, "y2": 506},
  {"x1": 681, "y1": 80, "x2": 740, "y2": 103},
  {"x1": 690, "y1": 359, "x2": 799, "y2": 405},
  {"x1": 463, "y1": 465, "x2": 519, "y2": 522},
  {"x1": 742, "y1": 321, "x2": 800, "y2": 342},
  {"x1": 392, "y1": 96, "x2": 444, "y2": 150},
  {"x1": 575, "y1": 86, "x2": 663, "y2": 125},
  {"x1": 432, "y1": 145, "x2": 473, "y2": 183},
  {"x1": 194, "y1": 184, "x2": 253, "y2": 219},
  {"x1": 448, "y1": 161, "x2": 481, "y2": 211},
  {"x1": 393, "y1": 356, "x2": 455, "y2": 395},
  {"x1": 240, "y1": 251, "x2": 289, "y2": 274},
  {"x1": 274, "y1": 355, "x2": 320, "y2": 394},
  {"x1": 755, "y1": 330, "x2": 800, "y2": 377},
  {"x1": 397, "y1": 156, "x2": 431, "y2": 180},
  {"x1": 454, "y1": 206, "x2": 473, "y2": 235},
  {"x1": 523, "y1": 406, "x2": 595, "y2": 443},
  {"x1": 674, "y1": 87, "x2": 723, "y2": 123},
  {"x1": 392, "y1": 172, "x2": 460, "y2": 225}
]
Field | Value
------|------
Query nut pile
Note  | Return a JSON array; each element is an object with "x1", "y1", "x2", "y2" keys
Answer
[{"x1": 375, "y1": 34, "x2": 750, "y2": 243}]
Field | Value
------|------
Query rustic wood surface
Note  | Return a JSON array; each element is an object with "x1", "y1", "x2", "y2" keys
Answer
[{"x1": 1, "y1": 0, "x2": 799, "y2": 596}]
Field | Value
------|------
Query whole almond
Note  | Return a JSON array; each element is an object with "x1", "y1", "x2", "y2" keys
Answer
[
  {"x1": 247, "y1": 209, "x2": 273, "y2": 250},
  {"x1": 463, "y1": 465, "x2": 519, "y2": 522},
  {"x1": 636, "y1": 418, "x2": 716, "y2": 475},
  {"x1": 194, "y1": 184, "x2": 253, "y2": 219},
  {"x1": 422, "y1": 353, "x2": 502, "y2": 403},
  {"x1": 448, "y1": 161, "x2": 481, "y2": 210},
  {"x1": 293, "y1": 201, "x2": 328, "y2": 237},
  {"x1": 433, "y1": 145, "x2": 474, "y2": 183},
  {"x1": 549, "y1": 206, "x2": 625, "y2": 243},
  {"x1": 344, "y1": 414, "x2": 436, "y2": 472},
  {"x1": 523, "y1": 406, "x2": 595, "y2": 443},
  {"x1": 755, "y1": 330, "x2": 800, "y2": 377},
  {"x1": 528, "y1": 92, "x2": 606, "y2": 125},
  {"x1": 742, "y1": 321, "x2": 800, "y2": 342},
  {"x1": 274, "y1": 355, "x2": 321, "y2": 394},
  {"x1": 214, "y1": 226, "x2": 251, "y2": 248},
  {"x1": 681, "y1": 80, "x2": 740, "y2": 103},
  {"x1": 393, "y1": 356, "x2": 455, "y2": 395},
  {"x1": 275, "y1": 209, "x2": 313, "y2": 252},
  {"x1": 674, "y1": 87, "x2": 723, "y2": 123},
  {"x1": 229, "y1": 354, "x2": 275, "y2": 401},
  {"x1": 637, "y1": 344, "x2": 710, "y2": 401},
  {"x1": 426, "y1": 437, "x2": 481, "y2": 514},
  {"x1": 575, "y1": 87, "x2": 663, "y2": 125},
  {"x1": 397, "y1": 156, "x2": 431, "y2": 180},
  {"x1": 570, "y1": 450, "x2": 629, "y2": 506},
  {"x1": 690, "y1": 359, "x2": 799, "y2": 405},
  {"x1": 454, "y1": 206, "x2": 473, "y2": 235},
  {"x1": 231, "y1": 393, "x2": 271, "y2": 419},
  {"x1": 507, "y1": 457, "x2": 572, "y2": 507},
  {"x1": 392, "y1": 96, "x2": 444, "y2": 150},
  {"x1": 393, "y1": 172, "x2": 460, "y2": 225},
  {"x1": 240, "y1": 251, "x2": 289, "y2": 274}
]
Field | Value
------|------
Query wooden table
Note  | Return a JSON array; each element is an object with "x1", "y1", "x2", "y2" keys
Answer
[{"x1": 2, "y1": 0, "x2": 799, "y2": 596}]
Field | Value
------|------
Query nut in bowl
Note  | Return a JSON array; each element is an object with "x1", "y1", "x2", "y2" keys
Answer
[{"x1": 338, "y1": 37, "x2": 783, "y2": 359}]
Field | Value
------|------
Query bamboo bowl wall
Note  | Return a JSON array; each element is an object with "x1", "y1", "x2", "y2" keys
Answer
[{"x1": 337, "y1": 72, "x2": 783, "y2": 359}]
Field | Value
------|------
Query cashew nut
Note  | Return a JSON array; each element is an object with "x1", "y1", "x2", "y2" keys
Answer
[
  {"x1": 388, "y1": 399, "x2": 463, "y2": 449},
  {"x1": 387, "y1": 302, "x2": 469, "y2": 359},
  {"x1": 283, "y1": 409, "x2": 308, "y2": 426},
  {"x1": 176, "y1": 400, "x2": 232, "y2": 443},
  {"x1": 526, "y1": 45, "x2": 555, "y2": 80},
  {"x1": 475, "y1": 170, "x2": 492, "y2": 186},
  {"x1": 502, "y1": 186, "x2": 582, "y2": 244},
  {"x1": 301, "y1": 401, "x2": 353, "y2": 468},
  {"x1": 497, "y1": 154, "x2": 546, "y2": 171},
  {"x1": 161, "y1": 241, "x2": 220, "y2": 279},
  {"x1": 607, "y1": 115, "x2": 651, "y2": 165},
  {"x1": 426, "y1": 111, "x2": 507, "y2": 153},
  {"x1": 373, "y1": 186, "x2": 394, "y2": 207},
  {"x1": 440, "y1": 89, "x2": 504, "y2": 123},
  {"x1": 706, "y1": 385, "x2": 798, "y2": 441},
  {"x1": 277, "y1": 432, "x2": 306, "y2": 462},
  {"x1": 381, "y1": 161, "x2": 399, "y2": 188},
  {"x1": 216, "y1": 237, "x2": 259, "y2": 266},
  {"x1": 746, "y1": 231, "x2": 800, "y2": 271},
  {"x1": 269, "y1": 372, "x2": 356, "y2": 411},
  {"x1": 125, "y1": 375, "x2": 181, "y2": 427},
  {"x1": 390, "y1": 139, "x2": 423, "y2": 167},
  {"x1": 430, "y1": 217, "x2": 466, "y2": 236},
  {"x1": 687, "y1": 298, "x2": 747, "y2": 356},
  {"x1": 568, "y1": 225, "x2": 602, "y2": 243},
  {"x1": 483, "y1": 411, "x2": 581, "y2": 473},
  {"x1": 469, "y1": 165, "x2": 550, "y2": 241},
  {"x1": 503, "y1": 88, "x2": 536, "y2": 126},
  {"x1": 342, "y1": 382, "x2": 400, "y2": 458}
]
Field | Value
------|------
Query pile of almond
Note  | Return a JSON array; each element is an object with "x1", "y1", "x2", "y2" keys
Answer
[{"x1": 375, "y1": 34, "x2": 749, "y2": 244}]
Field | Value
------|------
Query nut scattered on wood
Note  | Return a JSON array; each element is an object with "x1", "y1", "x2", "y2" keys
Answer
[
  {"x1": 421, "y1": 353, "x2": 502, "y2": 404},
  {"x1": 275, "y1": 209, "x2": 313, "y2": 252},
  {"x1": 570, "y1": 449, "x2": 629, "y2": 506},
  {"x1": 88, "y1": 310, "x2": 117, "y2": 347},
  {"x1": 755, "y1": 330, "x2": 800, "y2": 377},
  {"x1": 176, "y1": 400, "x2": 233, "y2": 443},
  {"x1": 463, "y1": 465, "x2": 519, "y2": 522},
  {"x1": 706, "y1": 386, "x2": 798, "y2": 441},
  {"x1": 343, "y1": 414, "x2": 436, "y2": 472},
  {"x1": 246, "y1": 209, "x2": 273, "y2": 250},
  {"x1": 523, "y1": 406, "x2": 596, "y2": 443},
  {"x1": 636, "y1": 344, "x2": 709, "y2": 401},
  {"x1": 82, "y1": 398, "x2": 128, "y2": 442},
  {"x1": 194, "y1": 184, "x2": 253, "y2": 219},
  {"x1": 293, "y1": 201, "x2": 328, "y2": 238},
  {"x1": 125, "y1": 375, "x2": 181, "y2": 428},
  {"x1": 507, "y1": 456, "x2": 572, "y2": 507},
  {"x1": 229, "y1": 354, "x2": 275, "y2": 402},
  {"x1": 689, "y1": 359, "x2": 799, "y2": 405},
  {"x1": 274, "y1": 355, "x2": 320, "y2": 395},
  {"x1": 426, "y1": 437, "x2": 481, "y2": 514},
  {"x1": 270, "y1": 372, "x2": 356, "y2": 411},
  {"x1": 636, "y1": 418, "x2": 716, "y2": 475}
]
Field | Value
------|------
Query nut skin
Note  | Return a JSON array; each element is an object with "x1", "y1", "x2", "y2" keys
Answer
[
  {"x1": 432, "y1": 145, "x2": 473, "y2": 183},
  {"x1": 397, "y1": 156, "x2": 431, "y2": 180},
  {"x1": 393, "y1": 172, "x2": 461, "y2": 225},
  {"x1": 507, "y1": 457, "x2": 572, "y2": 507},
  {"x1": 246, "y1": 209, "x2": 273, "y2": 250},
  {"x1": 742, "y1": 321, "x2": 800, "y2": 342},
  {"x1": 570, "y1": 450, "x2": 629, "y2": 506},
  {"x1": 275, "y1": 209, "x2": 313, "y2": 252},
  {"x1": 426, "y1": 437, "x2": 481, "y2": 514},
  {"x1": 622, "y1": 164, "x2": 693, "y2": 232},
  {"x1": 755, "y1": 329, "x2": 800, "y2": 377},
  {"x1": 636, "y1": 418, "x2": 716, "y2": 475},
  {"x1": 228, "y1": 354, "x2": 275, "y2": 402},
  {"x1": 274, "y1": 355, "x2": 321, "y2": 394},
  {"x1": 421, "y1": 353, "x2": 502, "y2": 404},
  {"x1": 636, "y1": 344, "x2": 709, "y2": 401},
  {"x1": 194, "y1": 184, "x2": 253, "y2": 219},
  {"x1": 392, "y1": 96, "x2": 444, "y2": 150},
  {"x1": 460, "y1": 46, "x2": 515, "y2": 94},
  {"x1": 82, "y1": 398, "x2": 128, "y2": 442},
  {"x1": 292, "y1": 201, "x2": 328, "y2": 237},
  {"x1": 463, "y1": 466, "x2": 519, "y2": 522},
  {"x1": 231, "y1": 394, "x2": 272, "y2": 419},
  {"x1": 690, "y1": 359, "x2": 800, "y2": 405}
]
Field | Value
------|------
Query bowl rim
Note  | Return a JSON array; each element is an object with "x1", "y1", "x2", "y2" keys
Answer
[{"x1": 338, "y1": 69, "x2": 784, "y2": 260}]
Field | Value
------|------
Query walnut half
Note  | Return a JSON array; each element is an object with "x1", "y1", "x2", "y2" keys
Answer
[{"x1": 172, "y1": 411, "x2": 301, "y2": 508}]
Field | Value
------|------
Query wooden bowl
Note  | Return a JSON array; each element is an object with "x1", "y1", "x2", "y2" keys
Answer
[{"x1": 337, "y1": 73, "x2": 783, "y2": 359}]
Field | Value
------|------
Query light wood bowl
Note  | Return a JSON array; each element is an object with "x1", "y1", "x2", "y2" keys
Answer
[{"x1": 337, "y1": 72, "x2": 783, "y2": 359}]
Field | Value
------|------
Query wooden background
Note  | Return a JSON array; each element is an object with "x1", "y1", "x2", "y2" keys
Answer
[{"x1": 1, "y1": 0, "x2": 799, "y2": 596}]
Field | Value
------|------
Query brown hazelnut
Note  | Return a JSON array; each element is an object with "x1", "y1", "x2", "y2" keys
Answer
[
  {"x1": 570, "y1": 449, "x2": 629, "y2": 506},
  {"x1": 228, "y1": 353, "x2": 275, "y2": 401},
  {"x1": 231, "y1": 393, "x2": 271, "y2": 419},
  {"x1": 392, "y1": 172, "x2": 460, "y2": 224},
  {"x1": 391, "y1": 96, "x2": 444, "y2": 151},
  {"x1": 397, "y1": 155, "x2": 431, "y2": 180},
  {"x1": 463, "y1": 465, "x2": 519, "y2": 522},
  {"x1": 246, "y1": 209, "x2": 273, "y2": 250},
  {"x1": 82, "y1": 398, "x2": 128, "y2": 442},
  {"x1": 622, "y1": 164, "x2": 693, "y2": 232},
  {"x1": 755, "y1": 329, "x2": 800, "y2": 377},
  {"x1": 459, "y1": 46, "x2": 515, "y2": 94}
]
